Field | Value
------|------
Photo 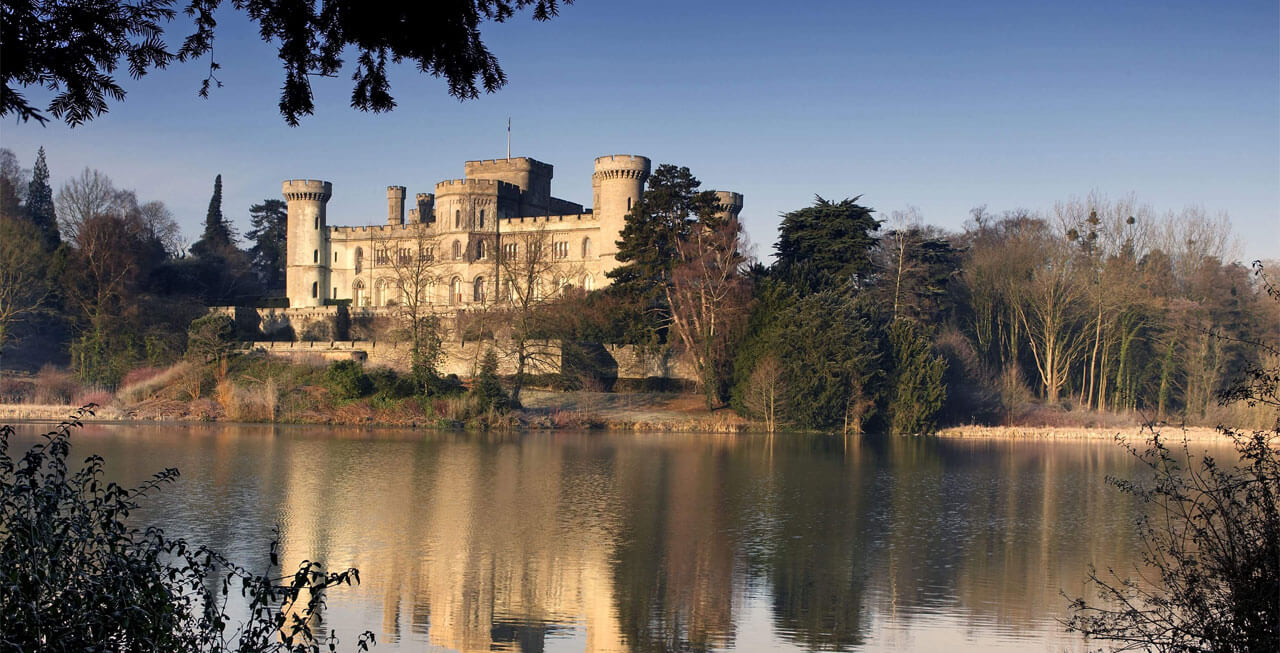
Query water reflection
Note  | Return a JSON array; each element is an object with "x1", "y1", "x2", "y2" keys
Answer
[{"x1": 10, "y1": 423, "x2": 1214, "y2": 651}]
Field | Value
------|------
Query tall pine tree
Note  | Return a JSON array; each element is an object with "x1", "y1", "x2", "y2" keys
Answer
[
  {"x1": 25, "y1": 147, "x2": 58, "y2": 251},
  {"x1": 246, "y1": 199, "x2": 288, "y2": 291},
  {"x1": 191, "y1": 174, "x2": 233, "y2": 258}
]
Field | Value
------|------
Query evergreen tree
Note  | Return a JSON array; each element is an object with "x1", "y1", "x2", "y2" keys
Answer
[
  {"x1": 245, "y1": 199, "x2": 288, "y2": 291},
  {"x1": 607, "y1": 164, "x2": 719, "y2": 343},
  {"x1": 773, "y1": 196, "x2": 881, "y2": 296},
  {"x1": 471, "y1": 349, "x2": 509, "y2": 413},
  {"x1": 191, "y1": 174, "x2": 233, "y2": 258},
  {"x1": 886, "y1": 319, "x2": 948, "y2": 435},
  {"x1": 25, "y1": 147, "x2": 59, "y2": 250}
]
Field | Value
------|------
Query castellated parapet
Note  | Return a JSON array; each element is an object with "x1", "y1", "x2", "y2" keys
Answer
[
  {"x1": 281, "y1": 152, "x2": 737, "y2": 311},
  {"x1": 711, "y1": 191, "x2": 744, "y2": 221}
]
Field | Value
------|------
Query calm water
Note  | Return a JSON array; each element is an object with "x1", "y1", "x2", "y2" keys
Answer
[{"x1": 9, "y1": 422, "x2": 1225, "y2": 652}]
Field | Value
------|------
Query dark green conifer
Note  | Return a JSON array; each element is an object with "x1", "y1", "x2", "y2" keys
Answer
[
  {"x1": 191, "y1": 174, "x2": 233, "y2": 257},
  {"x1": 25, "y1": 147, "x2": 58, "y2": 250}
]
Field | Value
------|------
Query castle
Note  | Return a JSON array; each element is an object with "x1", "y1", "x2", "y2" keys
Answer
[{"x1": 282, "y1": 154, "x2": 744, "y2": 310}]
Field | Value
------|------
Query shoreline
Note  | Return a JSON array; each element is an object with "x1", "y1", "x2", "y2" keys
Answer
[{"x1": 1, "y1": 402, "x2": 1245, "y2": 441}]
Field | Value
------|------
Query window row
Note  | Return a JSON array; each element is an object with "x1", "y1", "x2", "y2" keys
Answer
[{"x1": 346, "y1": 275, "x2": 596, "y2": 307}]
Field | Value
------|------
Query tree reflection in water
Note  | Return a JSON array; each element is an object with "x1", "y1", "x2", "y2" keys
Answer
[{"x1": 6, "y1": 423, "x2": 1192, "y2": 652}]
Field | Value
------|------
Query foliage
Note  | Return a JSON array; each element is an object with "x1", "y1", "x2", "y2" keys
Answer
[
  {"x1": 2, "y1": 0, "x2": 571, "y2": 126},
  {"x1": 1065, "y1": 283, "x2": 1280, "y2": 651},
  {"x1": 769, "y1": 291, "x2": 881, "y2": 431},
  {"x1": 190, "y1": 174, "x2": 234, "y2": 259},
  {"x1": 608, "y1": 164, "x2": 720, "y2": 344},
  {"x1": 246, "y1": 199, "x2": 289, "y2": 292},
  {"x1": 0, "y1": 217, "x2": 51, "y2": 356},
  {"x1": 885, "y1": 320, "x2": 947, "y2": 435},
  {"x1": 186, "y1": 312, "x2": 236, "y2": 363},
  {"x1": 26, "y1": 146, "x2": 59, "y2": 250},
  {"x1": 0, "y1": 409, "x2": 373, "y2": 651},
  {"x1": 772, "y1": 196, "x2": 881, "y2": 296},
  {"x1": 471, "y1": 349, "x2": 509, "y2": 413},
  {"x1": 324, "y1": 360, "x2": 373, "y2": 401}
]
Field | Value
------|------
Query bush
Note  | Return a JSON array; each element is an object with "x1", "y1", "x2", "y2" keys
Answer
[
  {"x1": 186, "y1": 313, "x2": 236, "y2": 363},
  {"x1": 324, "y1": 360, "x2": 373, "y2": 401},
  {"x1": 0, "y1": 409, "x2": 374, "y2": 651},
  {"x1": 1067, "y1": 332, "x2": 1279, "y2": 650},
  {"x1": 886, "y1": 320, "x2": 947, "y2": 435},
  {"x1": 367, "y1": 368, "x2": 416, "y2": 400},
  {"x1": 470, "y1": 350, "x2": 508, "y2": 413}
]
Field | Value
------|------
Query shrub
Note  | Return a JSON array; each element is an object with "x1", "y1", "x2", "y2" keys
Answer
[
  {"x1": 470, "y1": 350, "x2": 508, "y2": 413},
  {"x1": 886, "y1": 320, "x2": 947, "y2": 435},
  {"x1": 0, "y1": 410, "x2": 374, "y2": 651},
  {"x1": 186, "y1": 313, "x2": 236, "y2": 363},
  {"x1": 31, "y1": 365, "x2": 81, "y2": 404},
  {"x1": 324, "y1": 360, "x2": 372, "y2": 401}
]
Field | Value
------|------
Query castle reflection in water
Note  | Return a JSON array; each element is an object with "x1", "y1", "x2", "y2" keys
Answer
[{"x1": 229, "y1": 428, "x2": 1161, "y2": 652}]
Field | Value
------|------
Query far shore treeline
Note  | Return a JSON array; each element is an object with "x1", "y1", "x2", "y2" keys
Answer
[{"x1": 0, "y1": 146, "x2": 1275, "y2": 433}]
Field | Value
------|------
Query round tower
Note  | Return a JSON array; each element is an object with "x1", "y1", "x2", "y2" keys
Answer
[
  {"x1": 710, "y1": 190, "x2": 744, "y2": 222},
  {"x1": 283, "y1": 180, "x2": 333, "y2": 308},
  {"x1": 592, "y1": 154, "x2": 651, "y2": 265}
]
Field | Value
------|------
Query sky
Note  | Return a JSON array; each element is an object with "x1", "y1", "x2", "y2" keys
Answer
[{"x1": 2, "y1": 0, "x2": 1277, "y2": 262}]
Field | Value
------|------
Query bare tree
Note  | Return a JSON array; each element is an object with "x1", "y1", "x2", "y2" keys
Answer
[
  {"x1": 666, "y1": 215, "x2": 753, "y2": 408},
  {"x1": 0, "y1": 218, "x2": 49, "y2": 358},
  {"x1": 495, "y1": 224, "x2": 583, "y2": 404},
  {"x1": 743, "y1": 353, "x2": 782, "y2": 434},
  {"x1": 1012, "y1": 234, "x2": 1088, "y2": 404},
  {"x1": 55, "y1": 168, "x2": 122, "y2": 242},
  {"x1": 386, "y1": 223, "x2": 446, "y2": 384}
]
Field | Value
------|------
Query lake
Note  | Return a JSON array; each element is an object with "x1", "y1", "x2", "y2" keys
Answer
[{"x1": 8, "y1": 422, "x2": 1224, "y2": 652}]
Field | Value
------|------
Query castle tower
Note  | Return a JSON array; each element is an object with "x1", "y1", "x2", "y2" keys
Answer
[
  {"x1": 283, "y1": 180, "x2": 333, "y2": 308},
  {"x1": 387, "y1": 186, "x2": 406, "y2": 226},
  {"x1": 710, "y1": 190, "x2": 744, "y2": 222},
  {"x1": 592, "y1": 154, "x2": 650, "y2": 270}
]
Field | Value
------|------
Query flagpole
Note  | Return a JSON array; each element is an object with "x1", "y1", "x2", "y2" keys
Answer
[{"x1": 506, "y1": 117, "x2": 511, "y2": 159}]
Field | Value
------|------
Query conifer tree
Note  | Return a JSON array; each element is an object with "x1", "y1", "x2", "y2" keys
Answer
[
  {"x1": 191, "y1": 174, "x2": 233, "y2": 257},
  {"x1": 24, "y1": 147, "x2": 58, "y2": 249},
  {"x1": 25, "y1": 147, "x2": 58, "y2": 250},
  {"x1": 246, "y1": 199, "x2": 288, "y2": 291}
]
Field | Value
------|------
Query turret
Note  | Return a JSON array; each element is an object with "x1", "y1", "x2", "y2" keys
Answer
[
  {"x1": 387, "y1": 186, "x2": 405, "y2": 226},
  {"x1": 592, "y1": 154, "x2": 650, "y2": 269},
  {"x1": 414, "y1": 193, "x2": 435, "y2": 224},
  {"x1": 283, "y1": 180, "x2": 332, "y2": 308},
  {"x1": 710, "y1": 190, "x2": 744, "y2": 222}
]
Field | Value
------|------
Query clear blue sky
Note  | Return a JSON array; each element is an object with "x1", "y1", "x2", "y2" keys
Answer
[{"x1": 2, "y1": 0, "x2": 1277, "y2": 261}]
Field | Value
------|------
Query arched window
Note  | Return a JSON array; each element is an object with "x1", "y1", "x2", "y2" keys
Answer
[
  {"x1": 450, "y1": 277, "x2": 462, "y2": 304},
  {"x1": 479, "y1": 209, "x2": 485, "y2": 228},
  {"x1": 452, "y1": 240, "x2": 462, "y2": 260},
  {"x1": 454, "y1": 210, "x2": 461, "y2": 229},
  {"x1": 311, "y1": 282, "x2": 318, "y2": 298},
  {"x1": 352, "y1": 279, "x2": 366, "y2": 307},
  {"x1": 473, "y1": 276, "x2": 486, "y2": 303},
  {"x1": 582, "y1": 237, "x2": 592, "y2": 259},
  {"x1": 476, "y1": 239, "x2": 487, "y2": 260},
  {"x1": 583, "y1": 274, "x2": 594, "y2": 291}
]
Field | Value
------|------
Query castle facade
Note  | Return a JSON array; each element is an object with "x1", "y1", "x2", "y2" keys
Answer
[{"x1": 282, "y1": 154, "x2": 743, "y2": 310}]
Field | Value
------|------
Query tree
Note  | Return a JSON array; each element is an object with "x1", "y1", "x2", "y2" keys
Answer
[
  {"x1": 877, "y1": 209, "x2": 962, "y2": 324},
  {"x1": 608, "y1": 164, "x2": 719, "y2": 344},
  {"x1": 190, "y1": 174, "x2": 233, "y2": 258},
  {"x1": 666, "y1": 213, "x2": 753, "y2": 408},
  {"x1": 0, "y1": 149, "x2": 25, "y2": 220},
  {"x1": 471, "y1": 349, "x2": 509, "y2": 413},
  {"x1": 773, "y1": 196, "x2": 881, "y2": 296},
  {"x1": 886, "y1": 320, "x2": 947, "y2": 435},
  {"x1": 185, "y1": 312, "x2": 235, "y2": 363},
  {"x1": 385, "y1": 223, "x2": 445, "y2": 388},
  {"x1": 54, "y1": 167, "x2": 119, "y2": 242},
  {"x1": 26, "y1": 146, "x2": 59, "y2": 250},
  {"x1": 0, "y1": 411, "x2": 374, "y2": 651},
  {"x1": 1066, "y1": 302, "x2": 1279, "y2": 650},
  {"x1": 2, "y1": 0, "x2": 572, "y2": 126},
  {"x1": 0, "y1": 218, "x2": 50, "y2": 359},
  {"x1": 246, "y1": 199, "x2": 288, "y2": 292},
  {"x1": 495, "y1": 224, "x2": 583, "y2": 405}
]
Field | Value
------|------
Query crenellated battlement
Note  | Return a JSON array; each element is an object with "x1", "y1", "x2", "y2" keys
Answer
[
  {"x1": 282, "y1": 179, "x2": 332, "y2": 201},
  {"x1": 434, "y1": 178, "x2": 521, "y2": 194},
  {"x1": 499, "y1": 212, "x2": 598, "y2": 226}
]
